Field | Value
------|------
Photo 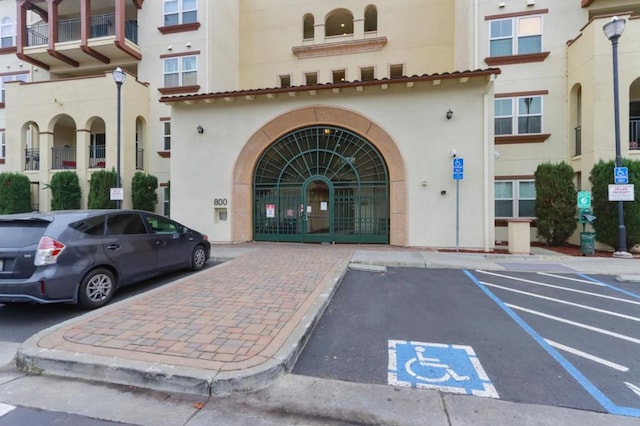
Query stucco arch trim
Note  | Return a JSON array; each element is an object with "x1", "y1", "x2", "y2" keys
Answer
[{"x1": 232, "y1": 105, "x2": 407, "y2": 246}]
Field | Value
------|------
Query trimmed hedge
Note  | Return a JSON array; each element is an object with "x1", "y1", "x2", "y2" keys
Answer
[
  {"x1": 0, "y1": 172, "x2": 32, "y2": 214},
  {"x1": 48, "y1": 171, "x2": 81, "y2": 210},
  {"x1": 534, "y1": 162, "x2": 577, "y2": 246},
  {"x1": 88, "y1": 169, "x2": 117, "y2": 209},
  {"x1": 131, "y1": 171, "x2": 158, "y2": 212}
]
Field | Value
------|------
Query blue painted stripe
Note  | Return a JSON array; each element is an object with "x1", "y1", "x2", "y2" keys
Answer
[
  {"x1": 464, "y1": 269, "x2": 640, "y2": 418},
  {"x1": 577, "y1": 274, "x2": 640, "y2": 300}
]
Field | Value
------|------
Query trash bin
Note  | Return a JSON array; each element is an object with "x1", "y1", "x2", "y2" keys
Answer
[{"x1": 580, "y1": 231, "x2": 595, "y2": 256}]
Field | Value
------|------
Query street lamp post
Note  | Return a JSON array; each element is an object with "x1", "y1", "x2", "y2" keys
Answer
[
  {"x1": 112, "y1": 67, "x2": 126, "y2": 209},
  {"x1": 603, "y1": 16, "x2": 631, "y2": 258}
]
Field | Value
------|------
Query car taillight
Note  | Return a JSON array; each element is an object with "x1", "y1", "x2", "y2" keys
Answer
[{"x1": 34, "y1": 236, "x2": 65, "y2": 266}]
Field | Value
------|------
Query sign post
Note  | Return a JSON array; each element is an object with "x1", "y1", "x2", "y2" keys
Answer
[{"x1": 452, "y1": 158, "x2": 464, "y2": 252}]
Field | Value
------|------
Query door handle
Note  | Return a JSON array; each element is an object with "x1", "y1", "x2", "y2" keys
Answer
[
  {"x1": 106, "y1": 244, "x2": 120, "y2": 250},
  {"x1": 156, "y1": 240, "x2": 167, "y2": 246}
]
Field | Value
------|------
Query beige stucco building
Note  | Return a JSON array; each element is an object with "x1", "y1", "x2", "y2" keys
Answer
[{"x1": 0, "y1": 1, "x2": 639, "y2": 249}]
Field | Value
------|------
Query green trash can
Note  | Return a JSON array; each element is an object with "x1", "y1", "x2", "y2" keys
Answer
[{"x1": 580, "y1": 231, "x2": 595, "y2": 256}]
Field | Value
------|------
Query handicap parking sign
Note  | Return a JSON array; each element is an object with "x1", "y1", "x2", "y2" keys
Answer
[{"x1": 388, "y1": 340, "x2": 498, "y2": 398}]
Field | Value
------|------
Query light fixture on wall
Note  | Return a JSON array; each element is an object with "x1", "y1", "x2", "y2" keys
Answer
[
  {"x1": 446, "y1": 109, "x2": 453, "y2": 119},
  {"x1": 196, "y1": 125, "x2": 204, "y2": 134}
]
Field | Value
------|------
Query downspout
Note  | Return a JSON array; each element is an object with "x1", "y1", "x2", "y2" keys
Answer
[
  {"x1": 204, "y1": 0, "x2": 210, "y2": 92},
  {"x1": 474, "y1": 0, "x2": 479, "y2": 69},
  {"x1": 483, "y1": 74, "x2": 496, "y2": 252}
]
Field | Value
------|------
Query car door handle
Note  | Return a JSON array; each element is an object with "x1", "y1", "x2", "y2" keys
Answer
[
  {"x1": 156, "y1": 240, "x2": 166, "y2": 246},
  {"x1": 107, "y1": 244, "x2": 120, "y2": 250}
]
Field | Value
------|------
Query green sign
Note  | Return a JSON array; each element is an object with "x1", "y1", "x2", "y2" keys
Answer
[{"x1": 577, "y1": 191, "x2": 591, "y2": 209}]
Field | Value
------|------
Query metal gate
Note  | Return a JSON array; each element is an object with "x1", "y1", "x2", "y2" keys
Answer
[{"x1": 253, "y1": 126, "x2": 389, "y2": 244}]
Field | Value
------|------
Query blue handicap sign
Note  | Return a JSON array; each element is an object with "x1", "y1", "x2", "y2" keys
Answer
[
  {"x1": 614, "y1": 167, "x2": 629, "y2": 184},
  {"x1": 452, "y1": 158, "x2": 464, "y2": 180},
  {"x1": 388, "y1": 340, "x2": 498, "y2": 398}
]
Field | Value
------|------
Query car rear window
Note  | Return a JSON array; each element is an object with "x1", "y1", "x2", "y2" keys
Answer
[
  {"x1": 107, "y1": 213, "x2": 148, "y2": 235},
  {"x1": 0, "y1": 222, "x2": 48, "y2": 248}
]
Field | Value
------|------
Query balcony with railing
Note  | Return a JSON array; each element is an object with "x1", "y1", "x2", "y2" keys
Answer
[
  {"x1": 24, "y1": 148, "x2": 40, "y2": 171},
  {"x1": 574, "y1": 125, "x2": 582, "y2": 156},
  {"x1": 136, "y1": 147, "x2": 144, "y2": 170},
  {"x1": 26, "y1": 14, "x2": 138, "y2": 47},
  {"x1": 89, "y1": 144, "x2": 106, "y2": 168},
  {"x1": 631, "y1": 117, "x2": 640, "y2": 151},
  {"x1": 51, "y1": 146, "x2": 76, "y2": 170}
]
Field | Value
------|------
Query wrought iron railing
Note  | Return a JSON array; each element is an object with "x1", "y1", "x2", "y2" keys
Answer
[
  {"x1": 574, "y1": 125, "x2": 581, "y2": 156},
  {"x1": 58, "y1": 17, "x2": 81, "y2": 42},
  {"x1": 26, "y1": 23, "x2": 48, "y2": 46},
  {"x1": 51, "y1": 146, "x2": 76, "y2": 170},
  {"x1": 631, "y1": 117, "x2": 640, "y2": 151},
  {"x1": 25, "y1": 148, "x2": 40, "y2": 171},
  {"x1": 136, "y1": 147, "x2": 144, "y2": 170},
  {"x1": 89, "y1": 144, "x2": 106, "y2": 168},
  {"x1": 26, "y1": 14, "x2": 137, "y2": 46}
]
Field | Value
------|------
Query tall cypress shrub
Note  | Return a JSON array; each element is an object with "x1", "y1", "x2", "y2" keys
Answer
[
  {"x1": 0, "y1": 172, "x2": 32, "y2": 214},
  {"x1": 88, "y1": 169, "x2": 117, "y2": 209},
  {"x1": 131, "y1": 171, "x2": 158, "y2": 212},
  {"x1": 589, "y1": 159, "x2": 640, "y2": 250},
  {"x1": 534, "y1": 162, "x2": 577, "y2": 246},
  {"x1": 48, "y1": 171, "x2": 81, "y2": 210}
]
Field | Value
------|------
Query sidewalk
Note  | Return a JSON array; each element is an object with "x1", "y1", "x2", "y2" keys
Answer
[{"x1": 13, "y1": 243, "x2": 640, "y2": 421}]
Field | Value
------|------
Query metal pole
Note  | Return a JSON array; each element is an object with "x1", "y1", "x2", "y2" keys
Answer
[
  {"x1": 611, "y1": 35, "x2": 627, "y2": 253},
  {"x1": 116, "y1": 80, "x2": 122, "y2": 209},
  {"x1": 456, "y1": 179, "x2": 459, "y2": 252}
]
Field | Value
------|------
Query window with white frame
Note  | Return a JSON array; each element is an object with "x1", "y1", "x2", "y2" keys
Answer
[
  {"x1": 163, "y1": 121, "x2": 171, "y2": 150},
  {"x1": 495, "y1": 180, "x2": 536, "y2": 218},
  {"x1": 0, "y1": 130, "x2": 5, "y2": 158},
  {"x1": 163, "y1": 56, "x2": 197, "y2": 87},
  {"x1": 489, "y1": 15, "x2": 542, "y2": 57},
  {"x1": 495, "y1": 95, "x2": 542, "y2": 135},
  {"x1": 164, "y1": 0, "x2": 197, "y2": 26},
  {"x1": 1, "y1": 74, "x2": 28, "y2": 103},
  {"x1": 0, "y1": 17, "x2": 14, "y2": 48}
]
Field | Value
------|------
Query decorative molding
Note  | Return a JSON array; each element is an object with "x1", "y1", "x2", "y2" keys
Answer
[
  {"x1": 158, "y1": 85, "x2": 200, "y2": 95},
  {"x1": 158, "y1": 22, "x2": 201, "y2": 35},
  {"x1": 157, "y1": 151, "x2": 171, "y2": 158},
  {"x1": 484, "y1": 52, "x2": 550, "y2": 66},
  {"x1": 485, "y1": 8, "x2": 549, "y2": 20},
  {"x1": 292, "y1": 37, "x2": 387, "y2": 59},
  {"x1": 495, "y1": 134, "x2": 551, "y2": 144},
  {"x1": 0, "y1": 158, "x2": 4, "y2": 164},
  {"x1": 160, "y1": 50, "x2": 201, "y2": 59},
  {"x1": 495, "y1": 89, "x2": 549, "y2": 98},
  {"x1": 0, "y1": 47, "x2": 17, "y2": 55}
]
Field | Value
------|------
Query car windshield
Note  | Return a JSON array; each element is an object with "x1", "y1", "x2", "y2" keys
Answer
[{"x1": 0, "y1": 221, "x2": 48, "y2": 248}]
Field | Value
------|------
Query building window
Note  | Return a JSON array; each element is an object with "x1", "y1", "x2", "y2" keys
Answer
[
  {"x1": 364, "y1": 5, "x2": 378, "y2": 32},
  {"x1": 303, "y1": 14, "x2": 314, "y2": 39},
  {"x1": 279, "y1": 74, "x2": 291, "y2": 88},
  {"x1": 495, "y1": 96, "x2": 542, "y2": 135},
  {"x1": 390, "y1": 64, "x2": 404, "y2": 78},
  {"x1": 490, "y1": 16, "x2": 542, "y2": 57},
  {"x1": 163, "y1": 186, "x2": 170, "y2": 217},
  {"x1": 163, "y1": 55, "x2": 197, "y2": 87},
  {"x1": 325, "y1": 8, "x2": 353, "y2": 37},
  {"x1": 360, "y1": 67, "x2": 374, "y2": 81},
  {"x1": 0, "y1": 17, "x2": 14, "y2": 48},
  {"x1": 1, "y1": 74, "x2": 27, "y2": 103},
  {"x1": 0, "y1": 131, "x2": 5, "y2": 158},
  {"x1": 164, "y1": 0, "x2": 197, "y2": 26},
  {"x1": 305, "y1": 72, "x2": 317, "y2": 85},
  {"x1": 332, "y1": 69, "x2": 346, "y2": 83},
  {"x1": 89, "y1": 133, "x2": 106, "y2": 167},
  {"x1": 495, "y1": 180, "x2": 536, "y2": 218},
  {"x1": 163, "y1": 121, "x2": 171, "y2": 150}
]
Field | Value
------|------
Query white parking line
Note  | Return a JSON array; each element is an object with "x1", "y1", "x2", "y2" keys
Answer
[
  {"x1": 506, "y1": 304, "x2": 640, "y2": 345},
  {"x1": 0, "y1": 403, "x2": 15, "y2": 418},
  {"x1": 477, "y1": 270, "x2": 604, "y2": 287},
  {"x1": 537, "y1": 272, "x2": 605, "y2": 285},
  {"x1": 545, "y1": 339, "x2": 629, "y2": 372},
  {"x1": 482, "y1": 281, "x2": 640, "y2": 322},
  {"x1": 476, "y1": 270, "x2": 640, "y2": 306}
]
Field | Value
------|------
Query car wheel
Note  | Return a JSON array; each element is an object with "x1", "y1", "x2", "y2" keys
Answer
[
  {"x1": 78, "y1": 268, "x2": 115, "y2": 309},
  {"x1": 191, "y1": 245, "x2": 207, "y2": 271}
]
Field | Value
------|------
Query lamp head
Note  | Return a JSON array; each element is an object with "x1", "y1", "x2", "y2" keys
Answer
[
  {"x1": 603, "y1": 16, "x2": 626, "y2": 41},
  {"x1": 112, "y1": 67, "x2": 126, "y2": 85},
  {"x1": 446, "y1": 109, "x2": 453, "y2": 120}
]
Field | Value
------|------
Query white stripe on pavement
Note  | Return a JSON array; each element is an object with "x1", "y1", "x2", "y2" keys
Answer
[
  {"x1": 0, "y1": 403, "x2": 15, "y2": 418},
  {"x1": 482, "y1": 281, "x2": 640, "y2": 322},
  {"x1": 477, "y1": 270, "x2": 604, "y2": 287},
  {"x1": 506, "y1": 303, "x2": 640, "y2": 345},
  {"x1": 476, "y1": 270, "x2": 640, "y2": 306},
  {"x1": 537, "y1": 272, "x2": 605, "y2": 285},
  {"x1": 545, "y1": 339, "x2": 629, "y2": 372}
]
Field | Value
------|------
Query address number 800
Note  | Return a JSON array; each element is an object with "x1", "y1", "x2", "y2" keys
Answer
[{"x1": 213, "y1": 198, "x2": 228, "y2": 206}]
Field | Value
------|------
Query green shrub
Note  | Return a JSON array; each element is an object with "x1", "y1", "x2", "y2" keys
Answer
[
  {"x1": 131, "y1": 172, "x2": 158, "y2": 212},
  {"x1": 48, "y1": 171, "x2": 81, "y2": 210},
  {"x1": 589, "y1": 159, "x2": 640, "y2": 250},
  {"x1": 88, "y1": 169, "x2": 117, "y2": 209},
  {"x1": 534, "y1": 162, "x2": 577, "y2": 246},
  {"x1": 0, "y1": 172, "x2": 32, "y2": 214}
]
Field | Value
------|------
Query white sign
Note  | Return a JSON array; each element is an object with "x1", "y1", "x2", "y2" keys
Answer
[
  {"x1": 110, "y1": 188, "x2": 124, "y2": 201},
  {"x1": 266, "y1": 204, "x2": 275, "y2": 218},
  {"x1": 608, "y1": 184, "x2": 635, "y2": 201},
  {"x1": 320, "y1": 201, "x2": 328, "y2": 211}
]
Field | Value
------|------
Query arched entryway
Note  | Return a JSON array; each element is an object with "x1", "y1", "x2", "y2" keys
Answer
[{"x1": 253, "y1": 126, "x2": 389, "y2": 243}]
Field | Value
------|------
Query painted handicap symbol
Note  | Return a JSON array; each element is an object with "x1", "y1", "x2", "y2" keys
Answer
[
  {"x1": 388, "y1": 340, "x2": 499, "y2": 398},
  {"x1": 405, "y1": 346, "x2": 470, "y2": 383}
]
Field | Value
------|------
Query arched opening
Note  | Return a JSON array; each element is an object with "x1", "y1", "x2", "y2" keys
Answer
[
  {"x1": 303, "y1": 13, "x2": 314, "y2": 40},
  {"x1": 569, "y1": 83, "x2": 582, "y2": 156},
  {"x1": 136, "y1": 116, "x2": 145, "y2": 170},
  {"x1": 630, "y1": 78, "x2": 640, "y2": 151},
  {"x1": 87, "y1": 117, "x2": 106, "y2": 168},
  {"x1": 253, "y1": 125, "x2": 389, "y2": 244},
  {"x1": 22, "y1": 121, "x2": 39, "y2": 171},
  {"x1": 364, "y1": 5, "x2": 378, "y2": 32},
  {"x1": 50, "y1": 115, "x2": 77, "y2": 170},
  {"x1": 325, "y1": 8, "x2": 354, "y2": 37}
]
